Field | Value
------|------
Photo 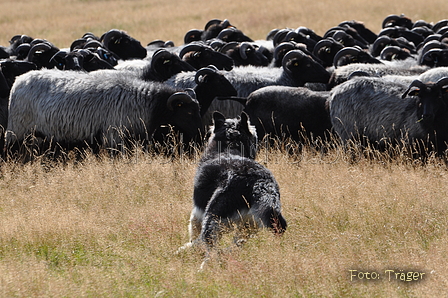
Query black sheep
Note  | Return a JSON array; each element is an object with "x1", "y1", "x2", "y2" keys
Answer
[{"x1": 221, "y1": 86, "x2": 333, "y2": 146}]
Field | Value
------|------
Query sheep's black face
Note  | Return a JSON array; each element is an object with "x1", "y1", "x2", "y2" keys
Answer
[
  {"x1": 285, "y1": 54, "x2": 331, "y2": 85},
  {"x1": 170, "y1": 100, "x2": 203, "y2": 142},
  {"x1": 316, "y1": 43, "x2": 343, "y2": 68},
  {"x1": 183, "y1": 49, "x2": 234, "y2": 71},
  {"x1": 407, "y1": 83, "x2": 448, "y2": 125},
  {"x1": 107, "y1": 36, "x2": 147, "y2": 60},
  {"x1": 1, "y1": 60, "x2": 36, "y2": 86},
  {"x1": 151, "y1": 55, "x2": 196, "y2": 81},
  {"x1": 205, "y1": 111, "x2": 257, "y2": 159},
  {"x1": 197, "y1": 71, "x2": 237, "y2": 98}
]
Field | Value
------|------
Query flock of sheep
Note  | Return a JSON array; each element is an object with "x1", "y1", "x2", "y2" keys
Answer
[
  {"x1": 0, "y1": 14, "x2": 447, "y2": 159},
  {"x1": 1, "y1": 14, "x2": 448, "y2": 262}
]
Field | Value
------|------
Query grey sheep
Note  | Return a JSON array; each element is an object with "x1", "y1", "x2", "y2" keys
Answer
[
  {"x1": 327, "y1": 60, "x2": 429, "y2": 89},
  {"x1": 329, "y1": 74, "x2": 448, "y2": 155},
  {"x1": 5, "y1": 68, "x2": 203, "y2": 154}
]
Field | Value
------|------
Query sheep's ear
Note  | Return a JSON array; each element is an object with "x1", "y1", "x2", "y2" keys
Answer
[{"x1": 212, "y1": 111, "x2": 226, "y2": 131}]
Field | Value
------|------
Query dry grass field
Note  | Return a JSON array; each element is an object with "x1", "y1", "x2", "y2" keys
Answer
[{"x1": 1, "y1": 0, "x2": 448, "y2": 297}]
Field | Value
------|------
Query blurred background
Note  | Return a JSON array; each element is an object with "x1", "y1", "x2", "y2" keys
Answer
[{"x1": 1, "y1": 0, "x2": 446, "y2": 48}]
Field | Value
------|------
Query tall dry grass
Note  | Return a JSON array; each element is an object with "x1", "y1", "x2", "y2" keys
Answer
[
  {"x1": 1, "y1": 0, "x2": 448, "y2": 297},
  {"x1": 1, "y1": 142, "x2": 448, "y2": 297}
]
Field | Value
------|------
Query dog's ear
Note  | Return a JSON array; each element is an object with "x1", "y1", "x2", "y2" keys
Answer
[
  {"x1": 240, "y1": 111, "x2": 251, "y2": 133},
  {"x1": 212, "y1": 111, "x2": 226, "y2": 132}
]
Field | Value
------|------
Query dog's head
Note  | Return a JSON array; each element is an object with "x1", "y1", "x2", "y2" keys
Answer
[{"x1": 206, "y1": 111, "x2": 258, "y2": 159}]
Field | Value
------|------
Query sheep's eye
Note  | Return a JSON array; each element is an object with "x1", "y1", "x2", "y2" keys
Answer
[
  {"x1": 163, "y1": 59, "x2": 170, "y2": 64},
  {"x1": 409, "y1": 90, "x2": 419, "y2": 97}
]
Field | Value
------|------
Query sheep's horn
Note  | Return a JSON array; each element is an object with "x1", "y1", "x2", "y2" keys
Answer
[
  {"x1": 27, "y1": 42, "x2": 53, "y2": 62},
  {"x1": 282, "y1": 49, "x2": 306, "y2": 71},
  {"x1": 184, "y1": 88, "x2": 197, "y2": 100},
  {"x1": 312, "y1": 38, "x2": 335, "y2": 56},
  {"x1": 239, "y1": 42, "x2": 252, "y2": 60},
  {"x1": 70, "y1": 38, "x2": 87, "y2": 51},
  {"x1": 209, "y1": 39, "x2": 225, "y2": 50},
  {"x1": 266, "y1": 28, "x2": 280, "y2": 41},
  {"x1": 179, "y1": 43, "x2": 204, "y2": 59},
  {"x1": 83, "y1": 32, "x2": 99, "y2": 40},
  {"x1": 217, "y1": 27, "x2": 237, "y2": 41},
  {"x1": 194, "y1": 65, "x2": 218, "y2": 84},
  {"x1": 183, "y1": 29, "x2": 203, "y2": 44},
  {"x1": 164, "y1": 41, "x2": 175, "y2": 47},
  {"x1": 274, "y1": 42, "x2": 296, "y2": 61},
  {"x1": 273, "y1": 28, "x2": 292, "y2": 47},
  {"x1": 49, "y1": 50, "x2": 67, "y2": 64},
  {"x1": 382, "y1": 14, "x2": 401, "y2": 28},
  {"x1": 76, "y1": 49, "x2": 94, "y2": 57},
  {"x1": 380, "y1": 46, "x2": 401, "y2": 60},
  {"x1": 219, "y1": 41, "x2": 239, "y2": 53},
  {"x1": 14, "y1": 43, "x2": 31, "y2": 58},
  {"x1": 332, "y1": 30, "x2": 349, "y2": 43},
  {"x1": 150, "y1": 49, "x2": 174, "y2": 74},
  {"x1": 29, "y1": 39, "x2": 47, "y2": 47},
  {"x1": 10, "y1": 35, "x2": 23, "y2": 44},
  {"x1": 83, "y1": 40, "x2": 103, "y2": 50},
  {"x1": 166, "y1": 91, "x2": 197, "y2": 111},
  {"x1": 436, "y1": 26, "x2": 448, "y2": 36},
  {"x1": 435, "y1": 77, "x2": 448, "y2": 88},
  {"x1": 402, "y1": 79, "x2": 426, "y2": 98},
  {"x1": 323, "y1": 26, "x2": 346, "y2": 39},
  {"x1": 420, "y1": 48, "x2": 442, "y2": 66},
  {"x1": 332, "y1": 47, "x2": 361, "y2": 68},
  {"x1": 420, "y1": 40, "x2": 444, "y2": 59},
  {"x1": 433, "y1": 19, "x2": 448, "y2": 33},
  {"x1": 370, "y1": 35, "x2": 394, "y2": 57},
  {"x1": 101, "y1": 29, "x2": 123, "y2": 49},
  {"x1": 422, "y1": 34, "x2": 442, "y2": 44},
  {"x1": 204, "y1": 19, "x2": 222, "y2": 30}
]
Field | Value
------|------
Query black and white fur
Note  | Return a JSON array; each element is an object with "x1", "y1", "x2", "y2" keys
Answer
[{"x1": 179, "y1": 111, "x2": 287, "y2": 266}]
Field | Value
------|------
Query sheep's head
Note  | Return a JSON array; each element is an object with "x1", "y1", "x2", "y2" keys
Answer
[
  {"x1": 402, "y1": 77, "x2": 448, "y2": 124},
  {"x1": 220, "y1": 42, "x2": 270, "y2": 67},
  {"x1": 147, "y1": 49, "x2": 196, "y2": 81},
  {"x1": 282, "y1": 49, "x2": 330, "y2": 86},
  {"x1": 101, "y1": 29, "x2": 147, "y2": 60},
  {"x1": 180, "y1": 43, "x2": 234, "y2": 71},
  {"x1": 165, "y1": 90, "x2": 203, "y2": 141}
]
